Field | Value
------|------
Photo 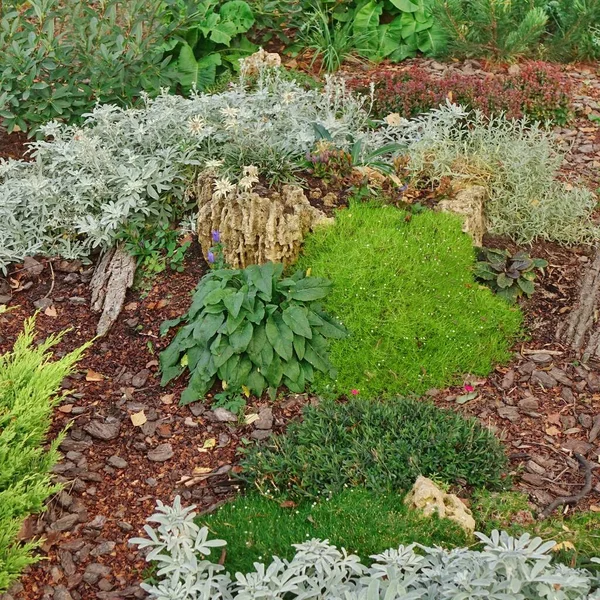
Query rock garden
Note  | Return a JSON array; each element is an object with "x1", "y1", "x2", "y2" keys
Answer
[{"x1": 1, "y1": 0, "x2": 600, "y2": 598}]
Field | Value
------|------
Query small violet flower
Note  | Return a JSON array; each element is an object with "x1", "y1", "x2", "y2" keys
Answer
[
  {"x1": 207, "y1": 251, "x2": 215, "y2": 264},
  {"x1": 211, "y1": 230, "x2": 220, "y2": 243},
  {"x1": 351, "y1": 389, "x2": 359, "y2": 396}
]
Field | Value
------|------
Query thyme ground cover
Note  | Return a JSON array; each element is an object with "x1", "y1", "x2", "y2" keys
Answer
[{"x1": 297, "y1": 202, "x2": 522, "y2": 397}]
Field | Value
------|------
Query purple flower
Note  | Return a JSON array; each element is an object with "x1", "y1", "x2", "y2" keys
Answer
[
  {"x1": 207, "y1": 251, "x2": 215, "y2": 264},
  {"x1": 211, "y1": 230, "x2": 221, "y2": 243}
]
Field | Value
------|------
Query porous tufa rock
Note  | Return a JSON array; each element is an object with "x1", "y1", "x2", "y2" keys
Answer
[
  {"x1": 195, "y1": 172, "x2": 333, "y2": 268},
  {"x1": 404, "y1": 476, "x2": 475, "y2": 534},
  {"x1": 240, "y1": 48, "x2": 281, "y2": 76},
  {"x1": 437, "y1": 185, "x2": 487, "y2": 246}
]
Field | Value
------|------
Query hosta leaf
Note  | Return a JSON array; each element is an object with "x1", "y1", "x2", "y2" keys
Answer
[{"x1": 282, "y1": 305, "x2": 312, "y2": 339}]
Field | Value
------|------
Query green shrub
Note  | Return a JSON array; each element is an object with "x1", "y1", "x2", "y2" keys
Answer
[
  {"x1": 296, "y1": 203, "x2": 522, "y2": 398},
  {"x1": 0, "y1": 318, "x2": 88, "y2": 592},
  {"x1": 474, "y1": 248, "x2": 548, "y2": 303},
  {"x1": 159, "y1": 262, "x2": 347, "y2": 405},
  {"x1": 0, "y1": 0, "x2": 178, "y2": 135},
  {"x1": 201, "y1": 488, "x2": 469, "y2": 573},
  {"x1": 240, "y1": 396, "x2": 509, "y2": 499}
]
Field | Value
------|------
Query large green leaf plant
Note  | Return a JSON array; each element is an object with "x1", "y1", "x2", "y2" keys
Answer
[{"x1": 159, "y1": 262, "x2": 347, "y2": 405}]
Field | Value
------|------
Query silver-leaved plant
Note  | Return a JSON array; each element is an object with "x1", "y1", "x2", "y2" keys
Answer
[{"x1": 131, "y1": 496, "x2": 600, "y2": 600}]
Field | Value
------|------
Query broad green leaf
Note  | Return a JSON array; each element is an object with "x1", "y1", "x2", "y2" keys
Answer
[
  {"x1": 219, "y1": 0, "x2": 255, "y2": 33},
  {"x1": 282, "y1": 305, "x2": 313, "y2": 339},
  {"x1": 293, "y1": 335, "x2": 306, "y2": 361},
  {"x1": 389, "y1": 0, "x2": 418, "y2": 11},
  {"x1": 399, "y1": 11, "x2": 416, "y2": 39},
  {"x1": 180, "y1": 371, "x2": 214, "y2": 405},
  {"x1": 517, "y1": 278, "x2": 535, "y2": 296},
  {"x1": 496, "y1": 273, "x2": 512, "y2": 289},
  {"x1": 193, "y1": 313, "x2": 225, "y2": 343},
  {"x1": 223, "y1": 289, "x2": 245, "y2": 319},
  {"x1": 177, "y1": 45, "x2": 221, "y2": 90},
  {"x1": 246, "y1": 263, "x2": 277, "y2": 300},
  {"x1": 284, "y1": 369, "x2": 305, "y2": 393},
  {"x1": 289, "y1": 277, "x2": 332, "y2": 302},
  {"x1": 353, "y1": 0, "x2": 383, "y2": 57},
  {"x1": 304, "y1": 340, "x2": 330, "y2": 372},
  {"x1": 264, "y1": 354, "x2": 284, "y2": 387},
  {"x1": 282, "y1": 357, "x2": 301, "y2": 382},
  {"x1": 314, "y1": 312, "x2": 347, "y2": 339},
  {"x1": 229, "y1": 320, "x2": 253, "y2": 352},
  {"x1": 218, "y1": 353, "x2": 240, "y2": 383},
  {"x1": 247, "y1": 368, "x2": 266, "y2": 396}
]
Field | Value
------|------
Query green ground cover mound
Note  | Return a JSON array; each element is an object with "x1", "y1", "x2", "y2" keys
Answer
[
  {"x1": 201, "y1": 488, "x2": 469, "y2": 574},
  {"x1": 297, "y1": 202, "x2": 522, "y2": 398},
  {"x1": 240, "y1": 396, "x2": 509, "y2": 499}
]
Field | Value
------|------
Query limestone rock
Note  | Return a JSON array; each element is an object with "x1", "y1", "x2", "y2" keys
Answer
[
  {"x1": 437, "y1": 185, "x2": 487, "y2": 246},
  {"x1": 404, "y1": 476, "x2": 475, "y2": 533},
  {"x1": 240, "y1": 48, "x2": 281, "y2": 76},
  {"x1": 195, "y1": 172, "x2": 332, "y2": 268}
]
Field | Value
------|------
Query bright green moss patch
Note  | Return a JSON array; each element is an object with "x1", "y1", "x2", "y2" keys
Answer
[
  {"x1": 201, "y1": 488, "x2": 470, "y2": 574},
  {"x1": 298, "y1": 203, "x2": 522, "y2": 397}
]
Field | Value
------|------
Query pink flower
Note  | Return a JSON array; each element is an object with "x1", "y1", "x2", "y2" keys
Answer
[
  {"x1": 464, "y1": 384, "x2": 474, "y2": 392},
  {"x1": 351, "y1": 389, "x2": 359, "y2": 396}
]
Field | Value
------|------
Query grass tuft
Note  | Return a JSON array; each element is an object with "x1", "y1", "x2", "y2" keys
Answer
[
  {"x1": 297, "y1": 202, "x2": 522, "y2": 398},
  {"x1": 240, "y1": 396, "x2": 509, "y2": 499}
]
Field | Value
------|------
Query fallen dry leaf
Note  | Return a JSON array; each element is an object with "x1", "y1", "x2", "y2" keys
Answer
[
  {"x1": 160, "y1": 394, "x2": 174, "y2": 405},
  {"x1": 202, "y1": 438, "x2": 216, "y2": 449},
  {"x1": 552, "y1": 541, "x2": 575, "y2": 552},
  {"x1": 545, "y1": 426, "x2": 561, "y2": 436},
  {"x1": 130, "y1": 411, "x2": 147, "y2": 427},
  {"x1": 589, "y1": 505, "x2": 600, "y2": 512},
  {"x1": 85, "y1": 369, "x2": 104, "y2": 382},
  {"x1": 58, "y1": 404, "x2": 73, "y2": 413},
  {"x1": 547, "y1": 413, "x2": 561, "y2": 426},
  {"x1": 44, "y1": 306, "x2": 57, "y2": 317},
  {"x1": 245, "y1": 413, "x2": 260, "y2": 425},
  {"x1": 193, "y1": 466, "x2": 213, "y2": 475},
  {"x1": 279, "y1": 500, "x2": 297, "y2": 509}
]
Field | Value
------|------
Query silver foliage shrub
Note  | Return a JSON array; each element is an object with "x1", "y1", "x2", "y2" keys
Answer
[
  {"x1": 392, "y1": 107, "x2": 599, "y2": 245},
  {"x1": 0, "y1": 69, "x2": 368, "y2": 274},
  {"x1": 131, "y1": 496, "x2": 600, "y2": 600}
]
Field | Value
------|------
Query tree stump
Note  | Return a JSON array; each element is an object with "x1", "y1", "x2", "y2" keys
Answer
[{"x1": 90, "y1": 245, "x2": 136, "y2": 337}]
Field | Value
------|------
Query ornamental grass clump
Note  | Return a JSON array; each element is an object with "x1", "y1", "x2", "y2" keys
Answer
[
  {"x1": 0, "y1": 318, "x2": 89, "y2": 592},
  {"x1": 240, "y1": 397, "x2": 509, "y2": 499}
]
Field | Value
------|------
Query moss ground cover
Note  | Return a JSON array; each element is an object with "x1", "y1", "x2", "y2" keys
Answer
[
  {"x1": 201, "y1": 488, "x2": 470, "y2": 574},
  {"x1": 0, "y1": 318, "x2": 88, "y2": 592},
  {"x1": 297, "y1": 202, "x2": 522, "y2": 398}
]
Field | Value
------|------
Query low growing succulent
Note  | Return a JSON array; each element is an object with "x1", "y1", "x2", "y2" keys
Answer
[
  {"x1": 131, "y1": 496, "x2": 600, "y2": 600},
  {"x1": 159, "y1": 261, "x2": 347, "y2": 405},
  {"x1": 474, "y1": 248, "x2": 548, "y2": 303}
]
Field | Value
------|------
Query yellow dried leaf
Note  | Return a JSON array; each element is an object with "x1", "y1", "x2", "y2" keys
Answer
[
  {"x1": 180, "y1": 354, "x2": 189, "y2": 367},
  {"x1": 44, "y1": 306, "x2": 57, "y2": 317},
  {"x1": 193, "y1": 466, "x2": 213, "y2": 475},
  {"x1": 85, "y1": 369, "x2": 103, "y2": 382},
  {"x1": 241, "y1": 385, "x2": 251, "y2": 398},
  {"x1": 545, "y1": 426, "x2": 561, "y2": 436},
  {"x1": 589, "y1": 505, "x2": 600, "y2": 512},
  {"x1": 245, "y1": 413, "x2": 259, "y2": 425},
  {"x1": 552, "y1": 541, "x2": 575, "y2": 552},
  {"x1": 202, "y1": 438, "x2": 217, "y2": 449},
  {"x1": 130, "y1": 411, "x2": 147, "y2": 427}
]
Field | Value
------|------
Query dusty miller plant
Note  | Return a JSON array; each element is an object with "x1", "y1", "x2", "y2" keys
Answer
[
  {"x1": 0, "y1": 67, "x2": 368, "y2": 274},
  {"x1": 131, "y1": 496, "x2": 600, "y2": 600}
]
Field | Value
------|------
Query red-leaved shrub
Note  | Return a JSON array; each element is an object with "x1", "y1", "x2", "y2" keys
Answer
[{"x1": 348, "y1": 62, "x2": 571, "y2": 125}]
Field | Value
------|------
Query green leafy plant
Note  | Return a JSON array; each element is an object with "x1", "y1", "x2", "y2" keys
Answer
[
  {"x1": 159, "y1": 261, "x2": 347, "y2": 405},
  {"x1": 166, "y1": 0, "x2": 257, "y2": 91},
  {"x1": 474, "y1": 248, "x2": 548, "y2": 303},
  {"x1": 0, "y1": 0, "x2": 178, "y2": 135},
  {"x1": 0, "y1": 317, "x2": 89, "y2": 592},
  {"x1": 240, "y1": 396, "x2": 510, "y2": 499}
]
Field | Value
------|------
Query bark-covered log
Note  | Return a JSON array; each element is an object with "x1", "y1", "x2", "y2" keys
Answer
[{"x1": 89, "y1": 245, "x2": 136, "y2": 337}]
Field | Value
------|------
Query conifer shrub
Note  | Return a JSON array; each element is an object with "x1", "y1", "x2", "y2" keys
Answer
[{"x1": 0, "y1": 318, "x2": 88, "y2": 592}]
